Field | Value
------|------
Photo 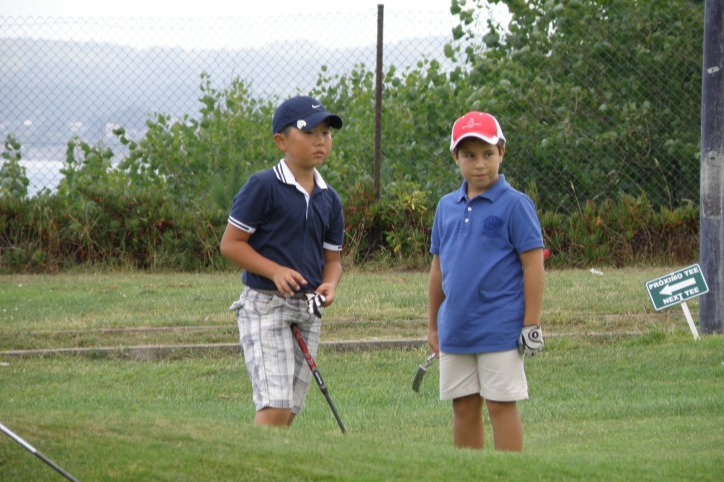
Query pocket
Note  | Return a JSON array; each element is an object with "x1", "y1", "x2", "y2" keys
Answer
[{"x1": 228, "y1": 290, "x2": 249, "y2": 312}]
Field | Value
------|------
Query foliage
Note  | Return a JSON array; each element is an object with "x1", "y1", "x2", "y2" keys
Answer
[
  {"x1": 314, "y1": 60, "x2": 466, "y2": 204},
  {"x1": 116, "y1": 73, "x2": 278, "y2": 210},
  {"x1": 340, "y1": 180, "x2": 433, "y2": 268},
  {"x1": 542, "y1": 193, "x2": 698, "y2": 267},
  {"x1": 448, "y1": 0, "x2": 704, "y2": 212},
  {"x1": 0, "y1": 185, "x2": 227, "y2": 273},
  {"x1": 57, "y1": 136, "x2": 123, "y2": 200},
  {"x1": 0, "y1": 134, "x2": 29, "y2": 199}
]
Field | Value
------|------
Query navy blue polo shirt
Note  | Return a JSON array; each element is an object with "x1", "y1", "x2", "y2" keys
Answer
[
  {"x1": 430, "y1": 175, "x2": 543, "y2": 353},
  {"x1": 227, "y1": 160, "x2": 344, "y2": 291}
]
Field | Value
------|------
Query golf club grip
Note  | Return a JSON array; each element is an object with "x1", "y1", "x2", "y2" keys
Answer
[
  {"x1": 291, "y1": 324, "x2": 319, "y2": 368},
  {"x1": 291, "y1": 325, "x2": 328, "y2": 390}
]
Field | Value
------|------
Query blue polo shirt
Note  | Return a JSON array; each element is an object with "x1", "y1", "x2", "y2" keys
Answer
[
  {"x1": 227, "y1": 160, "x2": 344, "y2": 291},
  {"x1": 430, "y1": 175, "x2": 543, "y2": 353}
]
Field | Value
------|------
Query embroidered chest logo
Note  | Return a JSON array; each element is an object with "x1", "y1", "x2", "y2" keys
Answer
[{"x1": 481, "y1": 215, "x2": 504, "y2": 238}]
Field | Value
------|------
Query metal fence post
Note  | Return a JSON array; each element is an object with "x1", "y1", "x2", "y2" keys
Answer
[
  {"x1": 374, "y1": 4, "x2": 384, "y2": 200},
  {"x1": 700, "y1": 0, "x2": 724, "y2": 334}
]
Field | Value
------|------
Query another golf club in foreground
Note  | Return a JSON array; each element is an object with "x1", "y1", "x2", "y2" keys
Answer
[
  {"x1": 412, "y1": 353, "x2": 436, "y2": 392},
  {"x1": 290, "y1": 323, "x2": 346, "y2": 434},
  {"x1": 0, "y1": 421, "x2": 80, "y2": 481}
]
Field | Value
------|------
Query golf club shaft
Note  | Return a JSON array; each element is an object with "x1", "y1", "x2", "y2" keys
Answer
[
  {"x1": 290, "y1": 324, "x2": 346, "y2": 434},
  {"x1": 0, "y1": 422, "x2": 80, "y2": 482}
]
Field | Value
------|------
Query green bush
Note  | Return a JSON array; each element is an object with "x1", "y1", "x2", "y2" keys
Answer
[
  {"x1": 542, "y1": 193, "x2": 698, "y2": 268},
  {"x1": 0, "y1": 134, "x2": 30, "y2": 200},
  {"x1": 0, "y1": 187, "x2": 699, "y2": 273},
  {"x1": 0, "y1": 186, "x2": 228, "y2": 273},
  {"x1": 116, "y1": 73, "x2": 278, "y2": 210}
]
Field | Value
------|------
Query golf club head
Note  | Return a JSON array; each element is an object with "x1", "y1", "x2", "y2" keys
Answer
[
  {"x1": 412, "y1": 366, "x2": 426, "y2": 392},
  {"x1": 412, "y1": 354, "x2": 436, "y2": 392}
]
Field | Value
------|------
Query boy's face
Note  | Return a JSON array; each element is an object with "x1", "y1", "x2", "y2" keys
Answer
[
  {"x1": 273, "y1": 121, "x2": 332, "y2": 170},
  {"x1": 452, "y1": 137, "x2": 505, "y2": 198}
]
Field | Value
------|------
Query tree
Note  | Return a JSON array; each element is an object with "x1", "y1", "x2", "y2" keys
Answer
[{"x1": 449, "y1": 0, "x2": 704, "y2": 211}]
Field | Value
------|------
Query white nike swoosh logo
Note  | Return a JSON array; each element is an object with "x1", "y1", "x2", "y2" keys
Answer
[{"x1": 312, "y1": 104, "x2": 321, "y2": 108}]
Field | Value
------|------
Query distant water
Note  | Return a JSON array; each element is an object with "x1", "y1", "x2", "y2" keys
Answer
[
  {"x1": 10, "y1": 145, "x2": 125, "y2": 197},
  {"x1": 21, "y1": 159, "x2": 64, "y2": 196}
]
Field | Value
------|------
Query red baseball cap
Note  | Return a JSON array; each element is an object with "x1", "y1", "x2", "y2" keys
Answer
[{"x1": 450, "y1": 111, "x2": 506, "y2": 151}]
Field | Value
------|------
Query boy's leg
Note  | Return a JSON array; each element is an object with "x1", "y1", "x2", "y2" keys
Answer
[
  {"x1": 452, "y1": 394, "x2": 485, "y2": 448},
  {"x1": 486, "y1": 400, "x2": 523, "y2": 451},
  {"x1": 255, "y1": 407, "x2": 294, "y2": 427},
  {"x1": 440, "y1": 352, "x2": 485, "y2": 448},
  {"x1": 478, "y1": 349, "x2": 528, "y2": 452}
]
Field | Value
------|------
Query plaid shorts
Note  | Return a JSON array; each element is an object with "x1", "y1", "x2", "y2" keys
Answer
[{"x1": 229, "y1": 287, "x2": 321, "y2": 414}]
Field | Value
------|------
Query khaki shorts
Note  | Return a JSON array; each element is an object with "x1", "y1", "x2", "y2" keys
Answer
[
  {"x1": 230, "y1": 287, "x2": 321, "y2": 414},
  {"x1": 439, "y1": 349, "x2": 528, "y2": 402}
]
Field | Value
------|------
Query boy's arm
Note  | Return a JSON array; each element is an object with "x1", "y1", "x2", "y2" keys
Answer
[
  {"x1": 519, "y1": 248, "x2": 545, "y2": 326},
  {"x1": 219, "y1": 223, "x2": 308, "y2": 296},
  {"x1": 428, "y1": 255, "x2": 445, "y2": 355},
  {"x1": 316, "y1": 249, "x2": 343, "y2": 307}
]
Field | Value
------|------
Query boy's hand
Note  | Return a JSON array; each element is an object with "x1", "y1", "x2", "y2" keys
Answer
[
  {"x1": 315, "y1": 283, "x2": 336, "y2": 307},
  {"x1": 272, "y1": 268, "x2": 307, "y2": 296},
  {"x1": 518, "y1": 325, "x2": 544, "y2": 357}
]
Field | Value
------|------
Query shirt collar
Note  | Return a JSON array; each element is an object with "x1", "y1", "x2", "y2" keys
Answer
[
  {"x1": 455, "y1": 174, "x2": 510, "y2": 203},
  {"x1": 273, "y1": 159, "x2": 328, "y2": 190}
]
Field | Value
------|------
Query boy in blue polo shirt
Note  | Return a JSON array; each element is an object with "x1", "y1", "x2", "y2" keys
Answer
[
  {"x1": 220, "y1": 95, "x2": 345, "y2": 427},
  {"x1": 428, "y1": 111, "x2": 545, "y2": 450}
]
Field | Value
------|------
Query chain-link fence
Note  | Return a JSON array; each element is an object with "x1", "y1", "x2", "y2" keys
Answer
[
  {"x1": 0, "y1": 1, "x2": 705, "y2": 214},
  {"x1": 0, "y1": 9, "x2": 458, "y2": 195}
]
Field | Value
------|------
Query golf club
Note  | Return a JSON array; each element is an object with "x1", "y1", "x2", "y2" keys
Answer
[
  {"x1": 290, "y1": 323, "x2": 346, "y2": 434},
  {"x1": 0, "y1": 421, "x2": 80, "y2": 482},
  {"x1": 412, "y1": 353, "x2": 436, "y2": 392}
]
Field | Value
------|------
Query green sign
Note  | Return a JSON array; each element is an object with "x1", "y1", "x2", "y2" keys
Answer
[{"x1": 645, "y1": 264, "x2": 709, "y2": 311}]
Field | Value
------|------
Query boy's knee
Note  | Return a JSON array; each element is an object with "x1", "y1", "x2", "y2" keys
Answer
[
  {"x1": 485, "y1": 399, "x2": 517, "y2": 417},
  {"x1": 452, "y1": 394, "x2": 484, "y2": 415}
]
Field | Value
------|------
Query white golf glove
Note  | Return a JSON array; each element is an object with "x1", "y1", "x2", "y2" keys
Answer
[
  {"x1": 518, "y1": 325, "x2": 544, "y2": 357},
  {"x1": 305, "y1": 293, "x2": 326, "y2": 318}
]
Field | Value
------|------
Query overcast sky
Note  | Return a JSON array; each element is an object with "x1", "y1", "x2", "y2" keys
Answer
[
  {"x1": 0, "y1": 0, "x2": 452, "y2": 18},
  {"x1": 0, "y1": 0, "x2": 473, "y2": 49}
]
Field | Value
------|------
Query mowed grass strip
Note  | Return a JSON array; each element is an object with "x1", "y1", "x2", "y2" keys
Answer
[
  {"x1": 0, "y1": 266, "x2": 701, "y2": 351},
  {"x1": 1, "y1": 334, "x2": 722, "y2": 481}
]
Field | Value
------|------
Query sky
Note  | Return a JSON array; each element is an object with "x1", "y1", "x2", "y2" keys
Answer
[
  {"x1": 0, "y1": 0, "x2": 472, "y2": 49},
  {"x1": 0, "y1": 0, "x2": 453, "y2": 18}
]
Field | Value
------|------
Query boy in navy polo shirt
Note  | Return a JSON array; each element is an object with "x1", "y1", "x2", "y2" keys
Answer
[
  {"x1": 428, "y1": 112, "x2": 545, "y2": 450},
  {"x1": 220, "y1": 96, "x2": 345, "y2": 427}
]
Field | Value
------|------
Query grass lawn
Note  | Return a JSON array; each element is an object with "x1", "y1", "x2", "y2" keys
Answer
[
  {"x1": 1, "y1": 267, "x2": 721, "y2": 480},
  {"x1": 1, "y1": 335, "x2": 723, "y2": 481},
  {"x1": 0, "y1": 266, "x2": 701, "y2": 351}
]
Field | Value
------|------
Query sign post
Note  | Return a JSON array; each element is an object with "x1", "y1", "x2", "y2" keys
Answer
[{"x1": 645, "y1": 264, "x2": 709, "y2": 340}]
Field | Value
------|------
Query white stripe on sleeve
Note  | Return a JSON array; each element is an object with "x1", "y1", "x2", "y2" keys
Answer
[
  {"x1": 323, "y1": 242, "x2": 343, "y2": 251},
  {"x1": 228, "y1": 217, "x2": 256, "y2": 233}
]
